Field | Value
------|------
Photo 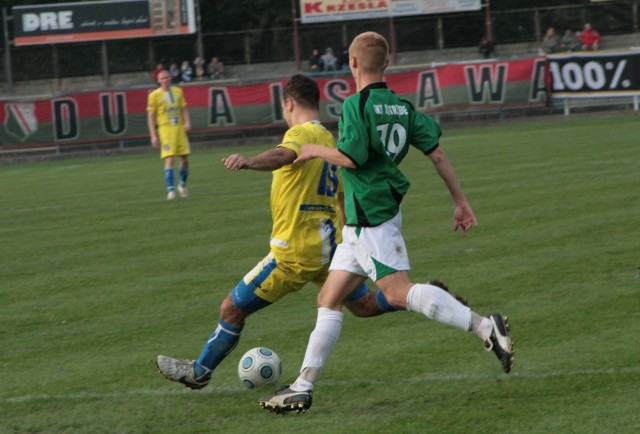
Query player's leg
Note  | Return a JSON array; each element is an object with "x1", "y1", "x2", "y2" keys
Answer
[
  {"x1": 159, "y1": 127, "x2": 177, "y2": 199},
  {"x1": 163, "y1": 156, "x2": 176, "y2": 199},
  {"x1": 352, "y1": 212, "x2": 513, "y2": 372},
  {"x1": 157, "y1": 253, "x2": 312, "y2": 389},
  {"x1": 260, "y1": 241, "x2": 367, "y2": 413},
  {"x1": 369, "y1": 215, "x2": 513, "y2": 372},
  {"x1": 342, "y1": 282, "x2": 400, "y2": 317},
  {"x1": 193, "y1": 254, "x2": 281, "y2": 377},
  {"x1": 177, "y1": 155, "x2": 189, "y2": 197},
  {"x1": 260, "y1": 268, "x2": 364, "y2": 413},
  {"x1": 176, "y1": 131, "x2": 190, "y2": 197}
]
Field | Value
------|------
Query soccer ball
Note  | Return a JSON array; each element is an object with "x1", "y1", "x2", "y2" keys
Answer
[{"x1": 238, "y1": 347, "x2": 282, "y2": 389}]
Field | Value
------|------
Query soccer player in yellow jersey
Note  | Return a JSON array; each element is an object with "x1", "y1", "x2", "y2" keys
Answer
[
  {"x1": 157, "y1": 74, "x2": 396, "y2": 389},
  {"x1": 147, "y1": 69, "x2": 192, "y2": 200}
]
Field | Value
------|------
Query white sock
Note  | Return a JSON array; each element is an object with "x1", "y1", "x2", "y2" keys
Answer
[
  {"x1": 473, "y1": 315, "x2": 493, "y2": 341},
  {"x1": 406, "y1": 283, "x2": 472, "y2": 331},
  {"x1": 290, "y1": 307, "x2": 343, "y2": 392}
]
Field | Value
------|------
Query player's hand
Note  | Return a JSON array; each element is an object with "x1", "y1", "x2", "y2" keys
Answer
[
  {"x1": 293, "y1": 144, "x2": 319, "y2": 164},
  {"x1": 184, "y1": 122, "x2": 191, "y2": 132},
  {"x1": 222, "y1": 154, "x2": 250, "y2": 171},
  {"x1": 453, "y1": 202, "x2": 477, "y2": 237},
  {"x1": 150, "y1": 136, "x2": 159, "y2": 148}
]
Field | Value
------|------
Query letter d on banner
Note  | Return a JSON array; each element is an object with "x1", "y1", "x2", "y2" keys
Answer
[{"x1": 52, "y1": 98, "x2": 79, "y2": 141}]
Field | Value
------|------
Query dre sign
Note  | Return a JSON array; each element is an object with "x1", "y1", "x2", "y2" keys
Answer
[{"x1": 22, "y1": 11, "x2": 74, "y2": 32}]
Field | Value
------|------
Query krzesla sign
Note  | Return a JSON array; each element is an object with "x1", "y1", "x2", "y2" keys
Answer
[
  {"x1": 13, "y1": 0, "x2": 196, "y2": 46},
  {"x1": 299, "y1": 0, "x2": 480, "y2": 24},
  {"x1": 548, "y1": 51, "x2": 640, "y2": 97}
]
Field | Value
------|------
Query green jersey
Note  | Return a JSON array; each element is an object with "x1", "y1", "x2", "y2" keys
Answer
[{"x1": 338, "y1": 82, "x2": 441, "y2": 226}]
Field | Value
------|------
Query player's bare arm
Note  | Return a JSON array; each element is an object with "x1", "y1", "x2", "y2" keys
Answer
[
  {"x1": 294, "y1": 144, "x2": 356, "y2": 168},
  {"x1": 222, "y1": 148, "x2": 296, "y2": 171},
  {"x1": 147, "y1": 111, "x2": 159, "y2": 148},
  {"x1": 182, "y1": 107, "x2": 192, "y2": 132},
  {"x1": 427, "y1": 147, "x2": 477, "y2": 236}
]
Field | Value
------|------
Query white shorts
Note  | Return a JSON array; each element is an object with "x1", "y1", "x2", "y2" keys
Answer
[{"x1": 329, "y1": 211, "x2": 410, "y2": 282}]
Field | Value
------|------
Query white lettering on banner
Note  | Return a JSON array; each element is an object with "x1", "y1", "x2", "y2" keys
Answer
[
  {"x1": 549, "y1": 59, "x2": 630, "y2": 91},
  {"x1": 23, "y1": 11, "x2": 74, "y2": 32}
]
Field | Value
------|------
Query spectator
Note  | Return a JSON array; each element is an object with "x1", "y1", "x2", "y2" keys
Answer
[
  {"x1": 580, "y1": 23, "x2": 600, "y2": 51},
  {"x1": 478, "y1": 35, "x2": 495, "y2": 58},
  {"x1": 168, "y1": 62, "x2": 181, "y2": 84},
  {"x1": 560, "y1": 29, "x2": 581, "y2": 52},
  {"x1": 540, "y1": 27, "x2": 560, "y2": 54},
  {"x1": 337, "y1": 46, "x2": 350, "y2": 71},
  {"x1": 207, "y1": 56, "x2": 225, "y2": 80},
  {"x1": 180, "y1": 60, "x2": 193, "y2": 82},
  {"x1": 195, "y1": 66, "x2": 207, "y2": 81},
  {"x1": 309, "y1": 48, "x2": 323, "y2": 72},
  {"x1": 321, "y1": 47, "x2": 337, "y2": 71},
  {"x1": 193, "y1": 55, "x2": 205, "y2": 72}
]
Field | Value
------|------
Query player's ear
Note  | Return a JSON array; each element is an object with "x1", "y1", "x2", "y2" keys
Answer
[{"x1": 283, "y1": 97, "x2": 295, "y2": 112}]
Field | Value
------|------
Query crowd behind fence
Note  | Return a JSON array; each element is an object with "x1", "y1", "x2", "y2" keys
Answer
[{"x1": 1, "y1": 2, "x2": 639, "y2": 88}]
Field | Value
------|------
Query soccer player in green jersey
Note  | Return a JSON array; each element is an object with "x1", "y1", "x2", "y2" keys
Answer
[{"x1": 259, "y1": 31, "x2": 514, "y2": 414}]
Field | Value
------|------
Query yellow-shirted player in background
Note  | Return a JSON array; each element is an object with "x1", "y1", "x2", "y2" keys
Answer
[
  {"x1": 147, "y1": 69, "x2": 192, "y2": 200},
  {"x1": 156, "y1": 74, "x2": 397, "y2": 389}
]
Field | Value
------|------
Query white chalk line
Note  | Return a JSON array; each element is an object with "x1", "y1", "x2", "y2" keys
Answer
[{"x1": 3, "y1": 366, "x2": 639, "y2": 404}]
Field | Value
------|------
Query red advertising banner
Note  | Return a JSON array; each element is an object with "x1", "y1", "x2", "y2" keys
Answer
[{"x1": 1, "y1": 57, "x2": 546, "y2": 149}]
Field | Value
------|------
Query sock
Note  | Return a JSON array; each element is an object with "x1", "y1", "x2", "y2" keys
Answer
[
  {"x1": 179, "y1": 167, "x2": 189, "y2": 187},
  {"x1": 406, "y1": 283, "x2": 472, "y2": 331},
  {"x1": 164, "y1": 168, "x2": 175, "y2": 191},
  {"x1": 195, "y1": 319, "x2": 243, "y2": 375},
  {"x1": 472, "y1": 314, "x2": 493, "y2": 340},
  {"x1": 290, "y1": 307, "x2": 343, "y2": 392},
  {"x1": 375, "y1": 288, "x2": 399, "y2": 312}
]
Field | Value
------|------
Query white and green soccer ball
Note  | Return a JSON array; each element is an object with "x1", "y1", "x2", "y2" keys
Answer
[{"x1": 238, "y1": 347, "x2": 282, "y2": 389}]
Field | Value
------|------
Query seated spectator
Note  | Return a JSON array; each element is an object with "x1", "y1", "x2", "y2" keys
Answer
[
  {"x1": 561, "y1": 29, "x2": 581, "y2": 52},
  {"x1": 195, "y1": 66, "x2": 206, "y2": 81},
  {"x1": 540, "y1": 27, "x2": 560, "y2": 54},
  {"x1": 207, "y1": 56, "x2": 225, "y2": 80},
  {"x1": 169, "y1": 62, "x2": 181, "y2": 84},
  {"x1": 193, "y1": 56, "x2": 205, "y2": 72},
  {"x1": 180, "y1": 60, "x2": 193, "y2": 82},
  {"x1": 580, "y1": 23, "x2": 600, "y2": 50},
  {"x1": 337, "y1": 46, "x2": 350, "y2": 71},
  {"x1": 321, "y1": 47, "x2": 337, "y2": 72},
  {"x1": 478, "y1": 35, "x2": 495, "y2": 58},
  {"x1": 309, "y1": 48, "x2": 323, "y2": 72}
]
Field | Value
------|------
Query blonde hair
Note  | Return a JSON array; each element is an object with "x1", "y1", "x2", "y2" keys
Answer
[{"x1": 349, "y1": 31, "x2": 389, "y2": 72}]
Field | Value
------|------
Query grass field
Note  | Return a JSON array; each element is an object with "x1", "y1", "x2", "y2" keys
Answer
[{"x1": 1, "y1": 113, "x2": 639, "y2": 433}]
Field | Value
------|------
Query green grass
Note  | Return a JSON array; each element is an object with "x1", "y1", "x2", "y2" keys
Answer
[{"x1": 1, "y1": 113, "x2": 639, "y2": 433}]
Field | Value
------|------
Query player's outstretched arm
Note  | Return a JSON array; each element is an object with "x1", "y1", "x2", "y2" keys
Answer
[
  {"x1": 294, "y1": 144, "x2": 355, "y2": 168},
  {"x1": 427, "y1": 147, "x2": 477, "y2": 236},
  {"x1": 222, "y1": 148, "x2": 296, "y2": 171}
]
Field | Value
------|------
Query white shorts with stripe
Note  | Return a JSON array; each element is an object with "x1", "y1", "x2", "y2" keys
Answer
[{"x1": 329, "y1": 211, "x2": 410, "y2": 282}]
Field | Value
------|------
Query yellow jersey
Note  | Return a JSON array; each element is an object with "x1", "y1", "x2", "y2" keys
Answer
[
  {"x1": 147, "y1": 86, "x2": 187, "y2": 127},
  {"x1": 270, "y1": 121, "x2": 343, "y2": 266}
]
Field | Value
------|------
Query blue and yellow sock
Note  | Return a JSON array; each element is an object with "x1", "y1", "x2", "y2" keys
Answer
[
  {"x1": 164, "y1": 168, "x2": 175, "y2": 191},
  {"x1": 194, "y1": 319, "x2": 243, "y2": 376},
  {"x1": 179, "y1": 167, "x2": 189, "y2": 187}
]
